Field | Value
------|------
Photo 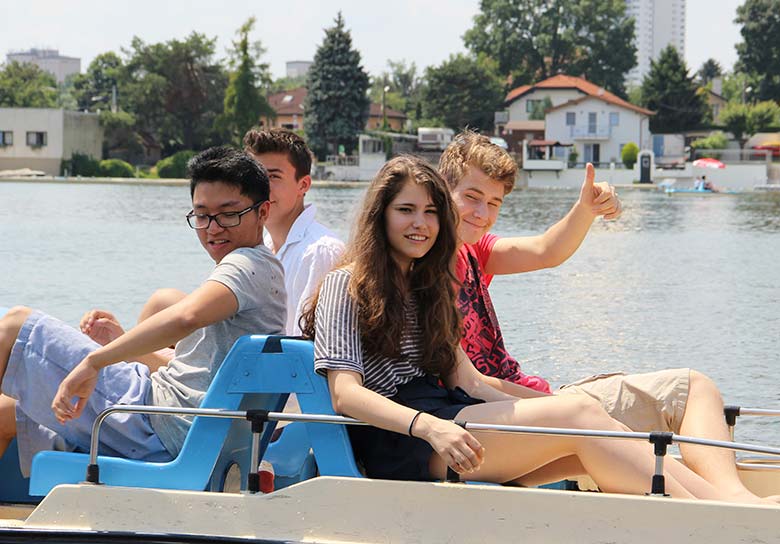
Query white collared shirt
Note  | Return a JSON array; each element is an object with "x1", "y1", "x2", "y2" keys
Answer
[{"x1": 264, "y1": 203, "x2": 345, "y2": 335}]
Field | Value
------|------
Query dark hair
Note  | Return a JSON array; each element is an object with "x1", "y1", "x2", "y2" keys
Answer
[
  {"x1": 302, "y1": 155, "x2": 462, "y2": 376},
  {"x1": 187, "y1": 146, "x2": 270, "y2": 203},
  {"x1": 243, "y1": 128, "x2": 313, "y2": 179}
]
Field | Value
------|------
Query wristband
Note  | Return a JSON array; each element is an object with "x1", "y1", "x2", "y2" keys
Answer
[{"x1": 408, "y1": 410, "x2": 424, "y2": 437}]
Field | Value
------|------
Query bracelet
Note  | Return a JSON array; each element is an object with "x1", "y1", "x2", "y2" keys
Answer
[{"x1": 408, "y1": 410, "x2": 424, "y2": 438}]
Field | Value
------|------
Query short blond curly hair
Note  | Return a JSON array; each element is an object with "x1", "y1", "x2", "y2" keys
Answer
[{"x1": 437, "y1": 130, "x2": 517, "y2": 195}]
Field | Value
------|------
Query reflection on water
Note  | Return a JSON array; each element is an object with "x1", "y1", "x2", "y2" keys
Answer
[{"x1": 0, "y1": 182, "x2": 778, "y2": 446}]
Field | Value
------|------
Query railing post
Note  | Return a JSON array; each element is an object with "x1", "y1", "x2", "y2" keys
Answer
[
  {"x1": 245, "y1": 409, "x2": 270, "y2": 494},
  {"x1": 647, "y1": 432, "x2": 674, "y2": 497},
  {"x1": 724, "y1": 405, "x2": 741, "y2": 441}
]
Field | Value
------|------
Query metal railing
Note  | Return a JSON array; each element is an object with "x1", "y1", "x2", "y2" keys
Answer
[{"x1": 82, "y1": 403, "x2": 780, "y2": 497}]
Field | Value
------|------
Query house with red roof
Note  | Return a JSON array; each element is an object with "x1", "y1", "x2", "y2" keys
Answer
[
  {"x1": 502, "y1": 75, "x2": 653, "y2": 166},
  {"x1": 262, "y1": 87, "x2": 407, "y2": 132}
]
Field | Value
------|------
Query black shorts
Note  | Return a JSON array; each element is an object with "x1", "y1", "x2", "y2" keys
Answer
[{"x1": 348, "y1": 375, "x2": 484, "y2": 481}]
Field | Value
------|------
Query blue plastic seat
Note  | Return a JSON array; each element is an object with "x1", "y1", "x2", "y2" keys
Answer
[{"x1": 28, "y1": 335, "x2": 317, "y2": 495}]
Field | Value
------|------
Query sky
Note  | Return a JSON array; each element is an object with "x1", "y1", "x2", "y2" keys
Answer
[{"x1": 0, "y1": 0, "x2": 745, "y2": 81}]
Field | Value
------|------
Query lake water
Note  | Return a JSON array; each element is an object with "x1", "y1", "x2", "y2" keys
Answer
[{"x1": 1, "y1": 181, "x2": 779, "y2": 446}]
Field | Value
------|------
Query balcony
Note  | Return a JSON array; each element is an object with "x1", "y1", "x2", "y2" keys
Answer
[{"x1": 570, "y1": 125, "x2": 611, "y2": 140}]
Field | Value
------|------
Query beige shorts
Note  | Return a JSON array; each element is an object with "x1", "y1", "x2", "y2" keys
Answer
[{"x1": 555, "y1": 368, "x2": 691, "y2": 434}]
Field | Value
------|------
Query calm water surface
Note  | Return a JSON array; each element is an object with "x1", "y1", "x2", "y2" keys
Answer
[{"x1": 1, "y1": 182, "x2": 778, "y2": 446}]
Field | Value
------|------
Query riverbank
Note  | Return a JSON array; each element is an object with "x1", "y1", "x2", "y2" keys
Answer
[{"x1": 0, "y1": 175, "x2": 668, "y2": 191}]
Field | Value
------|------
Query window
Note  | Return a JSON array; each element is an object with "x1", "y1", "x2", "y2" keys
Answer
[
  {"x1": 526, "y1": 99, "x2": 542, "y2": 113},
  {"x1": 0, "y1": 131, "x2": 12, "y2": 146},
  {"x1": 566, "y1": 112, "x2": 576, "y2": 126},
  {"x1": 609, "y1": 112, "x2": 620, "y2": 127},
  {"x1": 588, "y1": 113, "x2": 597, "y2": 134},
  {"x1": 26, "y1": 131, "x2": 47, "y2": 147}
]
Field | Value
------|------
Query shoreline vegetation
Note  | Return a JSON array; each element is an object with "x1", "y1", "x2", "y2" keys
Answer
[{"x1": 0, "y1": 175, "x2": 368, "y2": 188}]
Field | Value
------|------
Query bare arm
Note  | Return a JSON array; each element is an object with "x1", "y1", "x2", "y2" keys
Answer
[
  {"x1": 328, "y1": 369, "x2": 485, "y2": 474},
  {"x1": 443, "y1": 348, "x2": 549, "y2": 401},
  {"x1": 52, "y1": 280, "x2": 239, "y2": 422},
  {"x1": 485, "y1": 164, "x2": 622, "y2": 276}
]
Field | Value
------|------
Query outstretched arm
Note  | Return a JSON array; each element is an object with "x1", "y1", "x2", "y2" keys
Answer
[
  {"x1": 328, "y1": 369, "x2": 485, "y2": 474},
  {"x1": 52, "y1": 280, "x2": 239, "y2": 422},
  {"x1": 485, "y1": 163, "x2": 622, "y2": 276}
]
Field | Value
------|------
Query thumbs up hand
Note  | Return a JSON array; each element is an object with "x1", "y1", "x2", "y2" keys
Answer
[{"x1": 578, "y1": 163, "x2": 622, "y2": 221}]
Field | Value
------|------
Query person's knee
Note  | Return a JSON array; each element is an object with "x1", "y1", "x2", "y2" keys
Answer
[
  {"x1": 0, "y1": 306, "x2": 33, "y2": 336},
  {"x1": 558, "y1": 395, "x2": 614, "y2": 428},
  {"x1": 689, "y1": 370, "x2": 723, "y2": 402},
  {"x1": 140, "y1": 289, "x2": 186, "y2": 321}
]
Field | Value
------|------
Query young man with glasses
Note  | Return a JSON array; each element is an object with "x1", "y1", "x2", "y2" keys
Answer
[
  {"x1": 0, "y1": 147, "x2": 286, "y2": 474},
  {"x1": 94, "y1": 129, "x2": 344, "y2": 342}
]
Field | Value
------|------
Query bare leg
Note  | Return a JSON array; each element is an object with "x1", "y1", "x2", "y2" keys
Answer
[
  {"x1": 512, "y1": 455, "x2": 585, "y2": 487},
  {"x1": 678, "y1": 370, "x2": 758, "y2": 500},
  {"x1": 430, "y1": 395, "x2": 763, "y2": 503},
  {"x1": 0, "y1": 306, "x2": 32, "y2": 381},
  {"x1": 137, "y1": 288, "x2": 186, "y2": 324},
  {"x1": 0, "y1": 394, "x2": 16, "y2": 458}
]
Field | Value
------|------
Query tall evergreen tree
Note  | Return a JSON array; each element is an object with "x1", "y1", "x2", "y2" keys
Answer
[
  {"x1": 220, "y1": 17, "x2": 274, "y2": 145},
  {"x1": 640, "y1": 46, "x2": 708, "y2": 133},
  {"x1": 464, "y1": 0, "x2": 636, "y2": 96},
  {"x1": 304, "y1": 13, "x2": 370, "y2": 158},
  {"x1": 697, "y1": 58, "x2": 723, "y2": 85}
]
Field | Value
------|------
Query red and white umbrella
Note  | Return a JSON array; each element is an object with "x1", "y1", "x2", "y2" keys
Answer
[{"x1": 692, "y1": 158, "x2": 726, "y2": 169}]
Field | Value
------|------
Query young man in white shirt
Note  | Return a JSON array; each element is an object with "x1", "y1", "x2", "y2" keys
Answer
[{"x1": 243, "y1": 128, "x2": 345, "y2": 335}]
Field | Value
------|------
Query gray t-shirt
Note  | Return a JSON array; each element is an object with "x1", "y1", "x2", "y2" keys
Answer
[{"x1": 150, "y1": 244, "x2": 286, "y2": 456}]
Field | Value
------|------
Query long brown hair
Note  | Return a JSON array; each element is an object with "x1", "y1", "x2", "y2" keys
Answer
[{"x1": 301, "y1": 155, "x2": 461, "y2": 376}]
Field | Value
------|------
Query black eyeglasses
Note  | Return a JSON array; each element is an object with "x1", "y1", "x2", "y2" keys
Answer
[{"x1": 186, "y1": 201, "x2": 263, "y2": 229}]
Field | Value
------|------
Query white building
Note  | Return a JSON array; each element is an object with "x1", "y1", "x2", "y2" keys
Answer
[
  {"x1": 6, "y1": 49, "x2": 81, "y2": 84},
  {"x1": 503, "y1": 75, "x2": 652, "y2": 167},
  {"x1": 625, "y1": 0, "x2": 686, "y2": 87},
  {"x1": 545, "y1": 96, "x2": 652, "y2": 165},
  {"x1": 0, "y1": 108, "x2": 102, "y2": 175}
]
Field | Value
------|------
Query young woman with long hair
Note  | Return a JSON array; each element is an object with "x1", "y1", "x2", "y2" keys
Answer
[{"x1": 301, "y1": 155, "x2": 766, "y2": 502}]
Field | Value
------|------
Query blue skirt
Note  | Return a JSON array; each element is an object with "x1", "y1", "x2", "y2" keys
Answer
[{"x1": 348, "y1": 375, "x2": 484, "y2": 481}]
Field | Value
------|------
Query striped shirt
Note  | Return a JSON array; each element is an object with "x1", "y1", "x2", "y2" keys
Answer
[{"x1": 313, "y1": 268, "x2": 426, "y2": 397}]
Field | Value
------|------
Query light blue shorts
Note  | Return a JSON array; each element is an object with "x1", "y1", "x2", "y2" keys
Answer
[{"x1": 1, "y1": 311, "x2": 172, "y2": 476}]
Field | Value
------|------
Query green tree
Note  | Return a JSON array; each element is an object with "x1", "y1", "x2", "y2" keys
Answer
[
  {"x1": 71, "y1": 52, "x2": 124, "y2": 111},
  {"x1": 464, "y1": 0, "x2": 636, "y2": 96},
  {"x1": 528, "y1": 96, "x2": 553, "y2": 121},
  {"x1": 621, "y1": 142, "x2": 639, "y2": 168},
  {"x1": 267, "y1": 75, "x2": 307, "y2": 94},
  {"x1": 697, "y1": 58, "x2": 723, "y2": 85},
  {"x1": 122, "y1": 33, "x2": 228, "y2": 154},
  {"x1": 369, "y1": 60, "x2": 423, "y2": 122},
  {"x1": 220, "y1": 17, "x2": 275, "y2": 145},
  {"x1": 0, "y1": 61, "x2": 58, "y2": 107},
  {"x1": 720, "y1": 71, "x2": 760, "y2": 103},
  {"x1": 422, "y1": 54, "x2": 504, "y2": 132},
  {"x1": 640, "y1": 46, "x2": 708, "y2": 133},
  {"x1": 691, "y1": 131, "x2": 728, "y2": 158},
  {"x1": 722, "y1": 101, "x2": 780, "y2": 148},
  {"x1": 156, "y1": 150, "x2": 197, "y2": 178},
  {"x1": 304, "y1": 13, "x2": 371, "y2": 158},
  {"x1": 99, "y1": 158, "x2": 136, "y2": 178},
  {"x1": 735, "y1": 0, "x2": 780, "y2": 102}
]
